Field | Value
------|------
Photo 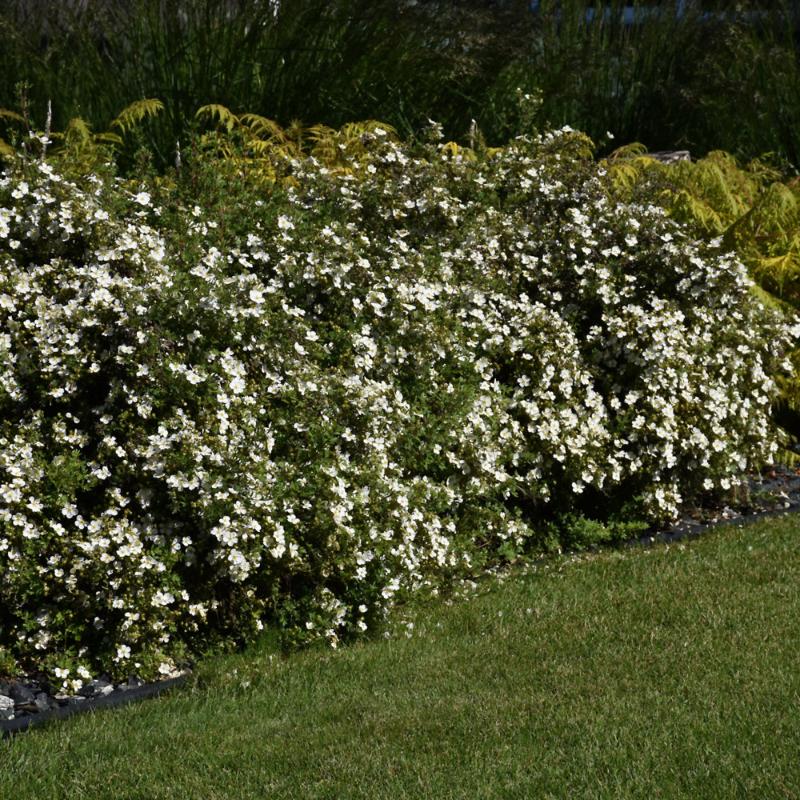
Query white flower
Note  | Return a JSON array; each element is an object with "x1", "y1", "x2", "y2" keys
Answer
[
  {"x1": 152, "y1": 590, "x2": 175, "y2": 607},
  {"x1": 185, "y1": 369, "x2": 205, "y2": 385}
]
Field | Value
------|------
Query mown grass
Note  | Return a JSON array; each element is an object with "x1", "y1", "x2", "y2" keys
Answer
[{"x1": 3, "y1": 515, "x2": 800, "y2": 800}]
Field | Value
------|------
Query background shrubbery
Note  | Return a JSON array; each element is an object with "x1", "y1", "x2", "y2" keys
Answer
[
  {"x1": 0, "y1": 122, "x2": 791, "y2": 689},
  {"x1": 2, "y1": 0, "x2": 800, "y2": 170}
]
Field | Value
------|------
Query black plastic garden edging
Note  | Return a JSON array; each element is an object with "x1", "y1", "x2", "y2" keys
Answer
[
  {"x1": 1, "y1": 675, "x2": 188, "y2": 739},
  {"x1": 630, "y1": 500, "x2": 800, "y2": 549}
]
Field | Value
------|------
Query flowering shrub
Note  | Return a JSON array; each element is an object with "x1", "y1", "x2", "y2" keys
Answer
[
  {"x1": 0, "y1": 125, "x2": 792, "y2": 687},
  {"x1": 602, "y1": 145, "x2": 800, "y2": 454}
]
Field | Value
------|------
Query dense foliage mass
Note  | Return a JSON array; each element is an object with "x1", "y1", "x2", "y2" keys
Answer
[
  {"x1": 603, "y1": 146, "x2": 800, "y2": 450},
  {"x1": 0, "y1": 125, "x2": 792, "y2": 688},
  {"x1": 2, "y1": 0, "x2": 799, "y2": 168}
]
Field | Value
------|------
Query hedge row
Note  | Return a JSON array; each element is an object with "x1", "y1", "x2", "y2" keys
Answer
[{"x1": 0, "y1": 126, "x2": 792, "y2": 688}]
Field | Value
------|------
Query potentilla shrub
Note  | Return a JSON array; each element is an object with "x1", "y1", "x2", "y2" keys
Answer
[{"x1": 0, "y1": 126, "x2": 792, "y2": 686}]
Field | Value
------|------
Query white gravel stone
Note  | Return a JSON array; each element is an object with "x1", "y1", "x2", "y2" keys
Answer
[{"x1": 0, "y1": 694, "x2": 14, "y2": 721}]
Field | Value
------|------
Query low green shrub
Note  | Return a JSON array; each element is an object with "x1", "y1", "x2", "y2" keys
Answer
[{"x1": 0, "y1": 124, "x2": 792, "y2": 689}]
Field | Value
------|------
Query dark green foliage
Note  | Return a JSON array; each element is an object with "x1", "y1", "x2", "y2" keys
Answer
[
  {"x1": 548, "y1": 512, "x2": 649, "y2": 552},
  {"x1": 0, "y1": 0, "x2": 536, "y2": 169},
  {"x1": 505, "y1": 1, "x2": 800, "y2": 165},
  {"x1": 3, "y1": 0, "x2": 800, "y2": 169}
]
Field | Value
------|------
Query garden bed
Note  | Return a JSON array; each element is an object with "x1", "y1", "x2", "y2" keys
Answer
[
  {"x1": 3, "y1": 463, "x2": 799, "y2": 738},
  {"x1": 1, "y1": 123, "x2": 796, "y2": 706}
]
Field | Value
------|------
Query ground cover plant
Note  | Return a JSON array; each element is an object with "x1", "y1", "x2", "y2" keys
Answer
[
  {"x1": 2, "y1": 515, "x2": 799, "y2": 799},
  {"x1": 0, "y1": 114, "x2": 794, "y2": 691}
]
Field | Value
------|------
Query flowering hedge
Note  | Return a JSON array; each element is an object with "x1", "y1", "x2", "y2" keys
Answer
[{"x1": 0, "y1": 126, "x2": 792, "y2": 688}]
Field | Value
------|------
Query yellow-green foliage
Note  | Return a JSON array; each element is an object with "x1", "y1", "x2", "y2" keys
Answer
[
  {"x1": 603, "y1": 146, "x2": 800, "y2": 455},
  {"x1": 602, "y1": 146, "x2": 800, "y2": 299},
  {"x1": 195, "y1": 104, "x2": 400, "y2": 184},
  {"x1": 0, "y1": 109, "x2": 25, "y2": 156},
  {"x1": 0, "y1": 98, "x2": 164, "y2": 175},
  {"x1": 110, "y1": 98, "x2": 164, "y2": 137}
]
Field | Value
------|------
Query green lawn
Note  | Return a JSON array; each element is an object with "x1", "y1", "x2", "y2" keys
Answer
[{"x1": 3, "y1": 516, "x2": 800, "y2": 800}]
